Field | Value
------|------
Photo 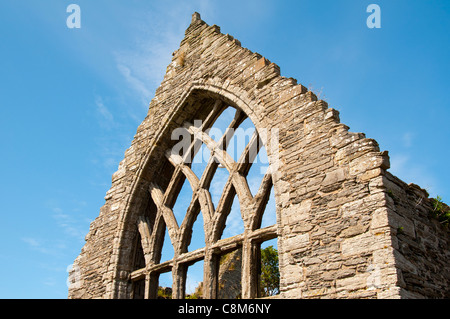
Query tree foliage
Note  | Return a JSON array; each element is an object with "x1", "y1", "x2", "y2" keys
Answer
[{"x1": 260, "y1": 245, "x2": 280, "y2": 297}]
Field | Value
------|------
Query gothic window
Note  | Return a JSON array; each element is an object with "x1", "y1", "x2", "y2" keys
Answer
[{"x1": 129, "y1": 102, "x2": 277, "y2": 299}]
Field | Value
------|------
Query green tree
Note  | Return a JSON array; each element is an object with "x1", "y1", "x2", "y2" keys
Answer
[{"x1": 260, "y1": 245, "x2": 280, "y2": 297}]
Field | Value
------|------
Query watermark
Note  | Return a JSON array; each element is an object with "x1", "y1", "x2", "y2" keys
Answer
[
  {"x1": 66, "y1": 4, "x2": 81, "y2": 29},
  {"x1": 366, "y1": 4, "x2": 381, "y2": 29},
  {"x1": 178, "y1": 302, "x2": 271, "y2": 316},
  {"x1": 170, "y1": 121, "x2": 280, "y2": 175}
]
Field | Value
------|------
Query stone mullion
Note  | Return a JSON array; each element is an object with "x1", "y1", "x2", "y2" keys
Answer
[
  {"x1": 149, "y1": 183, "x2": 179, "y2": 247},
  {"x1": 148, "y1": 212, "x2": 166, "y2": 264},
  {"x1": 241, "y1": 176, "x2": 275, "y2": 299},
  {"x1": 231, "y1": 172, "x2": 253, "y2": 215},
  {"x1": 163, "y1": 108, "x2": 232, "y2": 299},
  {"x1": 136, "y1": 216, "x2": 153, "y2": 265},
  {"x1": 253, "y1": 173, "x2": 272, "y2": 202},
  {"x1": 171, "y1": 259, "x2": 186, "y2": 299},
  {"x1": 162, "y1": 166, "x2": 184, "y2": 207},
  {"x1": 235, "y1": 131, "x2": 262, "y2": 176},
  {"x1": 197, "y1": 189, "x2": 214, "y2": 224},
  {"x1": 241, "y1": 233, "x2": 259, "y2": 299},
  {"x1": 136, "y1": 167, "x2": 183, "y2": 299},
  {"x1": 143, "y1": 210, "x2": 167, "y2": 299},
  {"x1": 144, "y1": 272, "x2": 151, "y2": 299},
  {"x1": 202, "y1": 245, "x2": 219, "y2": 299},
  {"x1": 144, "y1": 198, "x2": 179, "y2": 299},
  {"x1": 178, "y1": 195, "x2": 201, "y2": 253},
  {"x1": 146, "y1": 272, "x2": 159, "y2": 299},
  {"x1": 250, "y1": 173, "x2": 273, "y2": 231}
]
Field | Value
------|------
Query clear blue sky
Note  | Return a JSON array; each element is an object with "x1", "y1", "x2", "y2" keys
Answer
[{"x1": 0, "y1": 0, "x2": 449, "y2": 298}]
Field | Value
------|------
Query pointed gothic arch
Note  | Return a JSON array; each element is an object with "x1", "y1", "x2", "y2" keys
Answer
[{"x1": 125, "y1": 94, "x2": 278, "y2": 299}]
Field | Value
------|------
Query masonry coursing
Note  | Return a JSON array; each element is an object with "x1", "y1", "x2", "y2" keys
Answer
[{"x1": 68, "y1": 13, "x2": 449, "y2": 299}]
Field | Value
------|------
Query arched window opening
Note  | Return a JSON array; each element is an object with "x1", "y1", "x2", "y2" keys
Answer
[
  {"x1": 191, "y1": 143, "x2": 211, "y2": 181},
  {"x1": 220, "y1": 193, "x2": 244, "y2": 240},
  {"x1": 209, "y1": 165, "x2": 230, "y2": 210},
  {"x1": 172, "y1": 177, "x2": 194, "y2": 226},
  {"x1": 157, "y1": 271, "x2": 173, "y2": 299},
  {"x1": 260, "y1": 189, "x2": 276, "y2": 229},
  {"x1": 246, "y1": 142, "x2": 269, "y2": 196},
  {"x1": 185, "y1": 207, "x2": 205, "y2": 253},
  {"x1": 132, "y1": 279, "x2": 145, "y2": 299},
  {"x1": 207, "y1": 106, "x2": 237, "y2": 144},
  {"x1": 258, "y1": 238, "x2": 279, "y2": 298},
  {"x1": 129, "y1": 101, "x2": 278, "y2": 299},
  {"x1": 185, "y1": 259, "x2": 204, "y2": 298},
  {"x1": 132, "y1": 232, "x2": 145, "y2": 272},
  {"x1": 160, "y1": 225, "x2": 175, "y2": 264}
]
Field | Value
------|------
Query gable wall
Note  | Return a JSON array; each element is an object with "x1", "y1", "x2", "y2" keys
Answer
[{"x1": 68, "y1": 14, "x2": 449, "y2": 299}]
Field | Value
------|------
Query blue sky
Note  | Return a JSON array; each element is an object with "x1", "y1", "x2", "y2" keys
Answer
[{"x1": 0, "y1": 0, "x2": 449, "y2": 298}]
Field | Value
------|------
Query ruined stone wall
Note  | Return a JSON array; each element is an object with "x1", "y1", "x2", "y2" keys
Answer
[
  {"x1": 68, "y1": 13, "x2": 449, "y2": 299},
  {"x1": 218, "y1": 248, "x2": 242, "y2": 299},
  {"x1": 383, "y1": 173, "x2": 450, "y2": 298},
  {"x1": 274, "y1": 94, "x2": 399, "y2": 299}
]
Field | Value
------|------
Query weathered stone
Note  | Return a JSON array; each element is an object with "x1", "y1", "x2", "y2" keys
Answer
[
  {"x1": 69, "y1": 13, "x2": 450, "y2": 300},
  {"x1": 339, "y1": 225, "x2": 368, "y2": 238},
  {"x1": 322, "y1": 168, "x2": 347, "y2": 187},
  {"x1": 282, "y1": 200, "x2": 311, "y2": 225}
]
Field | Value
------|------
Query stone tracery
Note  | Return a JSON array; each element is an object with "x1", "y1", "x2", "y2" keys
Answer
[{"x1": 129, "y1": 103, "x2": 276, "y2": 299}]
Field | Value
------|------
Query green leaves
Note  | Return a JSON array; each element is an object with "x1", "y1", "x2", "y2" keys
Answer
[
  {"x1": 260, "y1": 245, "x2": 280, "y2": 297},
  {"x1": 430, "y1": 196, "x2": 450, "y2": 227}
]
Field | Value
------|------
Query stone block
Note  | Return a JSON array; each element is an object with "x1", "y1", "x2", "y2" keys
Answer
[
  {"x1": 283, "y1": 199, "x2": 312, "y2": 225},
  {"x1": 279, "y1": 85, "x2": 307, "y2": 104},
  {"x1": 284, "y1": 233, "x2": 310, "y2": 252}
]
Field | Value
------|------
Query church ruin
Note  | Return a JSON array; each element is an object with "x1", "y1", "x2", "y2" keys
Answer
[{"x1": 68, "y1": 13, "x2": 450, "y2": 299}]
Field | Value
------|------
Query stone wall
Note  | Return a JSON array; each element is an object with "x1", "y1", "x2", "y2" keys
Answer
[
  {"x1": 218, "y1": 248, "x2": 242, "y2": 299},
  {"x1": 383, "y1": 173, "x2": 450, "y2": 298},
  {"x1": 275, "y1": 97, "x2": 399, "y2": 298},
  {"x1": 68, "y1": 13, "x2": 449, "y2": 299}
]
